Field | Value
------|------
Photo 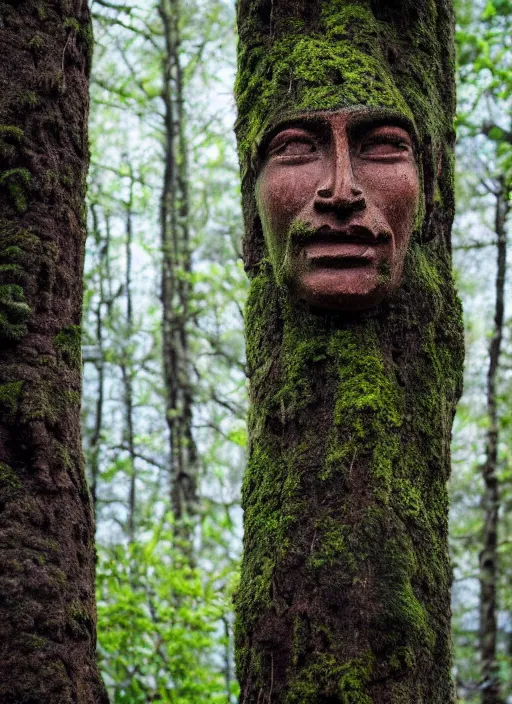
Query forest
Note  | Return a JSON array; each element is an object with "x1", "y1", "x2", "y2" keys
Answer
[{"x1": 0, "y1": 0, "x2": 510, "y2": 702}]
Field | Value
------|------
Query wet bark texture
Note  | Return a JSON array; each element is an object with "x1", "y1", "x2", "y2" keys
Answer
[
  {"x1": 479, "y1": 178, "x2": 509, "y2": 704},
  {"x1": 235, "y1": 1, "x2": 464, "y2": 702},
  {"x1": 0, "y1": 2, "x2": 108, "y2": 702}
]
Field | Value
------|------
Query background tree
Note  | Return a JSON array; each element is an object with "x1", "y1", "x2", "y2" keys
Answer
[
  {"x1": 451, "y1": 1, "x2": 512, "y2": 701},
  {"x1": 84, "y1": 0, "x2": 246, "y2": 700},
  {"x1": 0, "y1": 1, "x2": 108, "y2": 701},
  {"x1": 234, "y1": 1, "x2": 464, "y2": 701}
]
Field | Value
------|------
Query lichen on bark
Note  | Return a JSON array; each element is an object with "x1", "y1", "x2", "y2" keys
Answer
[{"x1": 234, "y1": 1, "x2": 463, "y2": 702}]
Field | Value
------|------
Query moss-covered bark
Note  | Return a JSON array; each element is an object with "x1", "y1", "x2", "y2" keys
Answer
[
  {"x1": 0, "y1": 2, "x2": 107, "y2": 701},
  {"x1": 234, "y1": 1, "x2": 464, "y2": 702}
]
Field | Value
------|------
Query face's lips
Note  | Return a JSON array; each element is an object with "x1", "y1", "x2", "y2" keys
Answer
[
  {"x1": 313, "y1": 224, "x2": 391, "y2": 244},
  {"x1": 296, "y1": 225, "x2": 392, "y2": 267}
]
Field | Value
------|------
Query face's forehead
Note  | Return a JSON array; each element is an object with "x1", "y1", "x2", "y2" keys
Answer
[{"x1": 262, "y1": 106, "x2": 418, "y2": 141}]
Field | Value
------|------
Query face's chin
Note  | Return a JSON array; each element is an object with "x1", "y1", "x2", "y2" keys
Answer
[{"x1": 294, "y1": 262, "x2": 392, "y2": 311}]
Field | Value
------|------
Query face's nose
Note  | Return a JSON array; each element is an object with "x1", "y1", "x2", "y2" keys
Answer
[{"x1": 314, "y1": 128, "x2": 366, "y2": 216}]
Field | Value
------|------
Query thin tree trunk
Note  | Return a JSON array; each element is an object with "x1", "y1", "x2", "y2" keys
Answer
[
  {"x1": 158, "y1": 0, "x2": 198, "y2": 533},
  {"x1": 122, "y1": 172, "x2": 137, "y2": 542},
  {"x1": 234, "y1": 1, "x2": 464, "y2": 702},
  {"x1": 223, "y1": 614, "x2": 233, "y2": 703},
  {"x1": 0, "y1": 2, "x2": 108, "y2": 701},
  {"x1": 479, "y1": 177, "x2": 509, "y2": 704}
]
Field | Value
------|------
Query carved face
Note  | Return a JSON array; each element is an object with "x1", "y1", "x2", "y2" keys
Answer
[{"x1": 256, "y1": 109, "x2": 420, "y2": 310}]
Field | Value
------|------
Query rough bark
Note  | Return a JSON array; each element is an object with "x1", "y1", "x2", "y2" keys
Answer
[
  {"x1": 479, "y1": 178, "x2": 509, "y2": 704},
  {"x1": 234, "y1": 1, "x2": 464, "y2": 702},
  {"x1": 0, "y1": 1, "x2": 108, "y2": 702},
  {"x1": 158, "y1": 0, "x2": 198, "y2": 532}
]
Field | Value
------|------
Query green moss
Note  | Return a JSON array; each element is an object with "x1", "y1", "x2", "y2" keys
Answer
[
  {"x1": 236, "y1": 2, "x2": 449, "y2": 183},
  {"x1": 20, "y1": 381, "x2": 78, "y2": 425},
  {"x1": 26, "y1": 635, "x2": 48, "y2": 650},
  {"x1": 0, "y1": 125, "x2": 23, "y2": 142},
  {"x1": 285, "y1": 652, "x2": 375, "y2": 703},
  {"x1": 67, "y1": 600, "x2": 92, "y2": 638},
  {"x1": 0, "y1": 125, "x2": 24, "y2": 162},
  {"x1": 35, "y1": 3, "x2": 48, "y2": 20},
  {"x1": 0, "y1": 168, "x2": 31, "y2": 213},
  {"x1": 235, "y1": 1, "x2": 461, "y2": 700},
  {"x1": 54, "y1": 325, "x2": 82, "y2": 368},
  {"x1": 0, "y1": 462, "x2": 22, "y2": 502},
  {"x1": 237, "y1": 251, "x2": 462, "y2": 696},
  {"x1": 28, "y1": 34, "x2": 45, "y2": 51},
  {"x1": 63, "y1": 17, "x2": 80, "y2": 33},
  {"x1": 0, "y1": 284, "x2": 31, "y2": 340},
  {"x1": 0, "y1": 381, "x2": 24, "y2": 418}
]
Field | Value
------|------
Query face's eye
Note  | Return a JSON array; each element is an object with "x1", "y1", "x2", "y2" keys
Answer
[
  {"x1": 266, "y1": 128, "x2": 318, "y2": 159},
  {"x1": 358, "y1": 126, "x2": 414, "y2": 159}
]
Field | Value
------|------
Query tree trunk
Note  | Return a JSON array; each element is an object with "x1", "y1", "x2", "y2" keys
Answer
[
  {"x1": 87, "y1": 203, "x2": 105, "y2": 516},
  {"x1": 122, "y1": 170, "x2": 136, "y2": 542},
  {"x1": 0, "y1": 2, "x2": 108, "y2": 702},
  {"x1": 158, "y1": 0, "x2": 198, "y2": 534},
  {"x1": 479, "y1": 178, "x2": 509, "y2": 704},
  {"x1": 234, "y1": 1, "x2": 464, "y2": 702}
]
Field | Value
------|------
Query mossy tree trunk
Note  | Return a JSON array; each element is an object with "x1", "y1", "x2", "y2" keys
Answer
[
  {"x1": 234, "y1": 1, "x2": 464, "y2": 702},
  {"x1": 0, "y1": 2, "x2": 108, "y2": 702}
]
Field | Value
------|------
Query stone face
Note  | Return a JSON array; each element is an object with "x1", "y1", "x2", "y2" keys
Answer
[{"x1": 256, "y1": 108, "x2": 420, "y2": 310}]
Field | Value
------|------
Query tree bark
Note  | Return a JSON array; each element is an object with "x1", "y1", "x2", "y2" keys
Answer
[
  {"x1": 234, "y1": 1, "x2": 464, "y2": 702},
  {"x1": 87, "y1": 203, "x2": 105, "y2": 516},
  {"x1": 158, "y1": 0, "x2": 198, "y2": 534},
  {"x1": 479, "y1": 177, "x2": 509, "y2": 704},
  {"x1": 0, "y1": 1, "x2": 108, "y2": 702}
]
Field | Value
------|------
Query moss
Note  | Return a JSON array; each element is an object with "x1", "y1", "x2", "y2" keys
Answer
[
  {"x1": 26, "y1": 635, "x2": 48, "y2": 650},
  {"x1": 236, "y1": 1, "x2": 450, "y2": 184},
  {"x1": 285, "y1": 652, "x2": 375, "y2": 703},
  {"x1": 28, "y1": 34, "x2": 45, "y2": 51},
  {"x1": 0, "y1": 462, "x2": 22, "y2": 503},
  {"x1": 235, "y1": 0, "x2": 462, "y2": 700},
  {"x1": 63, "y1": 17, "x2": 80, "y2": 33},
  {"x1": 0, "y1": 168, "x2": 31, "y2": 213},
  {"x1": 35, "y1": 3, "x2": 48, "y2": 20},
  {"x1": 0, "y1": 284, "x2": 31, "y2": 341},
  {"x1": 237, "y1": 251, "x2": 462, "y2": 697},
  {"x1": 66, "y1": 600, "x2": 92, "y2": 639},
  {"x1": 0, "y1": 125, "x2": 24, "y2": 162},
  {"x1": 20, "y1": 381, "x2": 77, "y2": 425},
  {"x1": 54, "y1": 325, "x2": 82, "y2": 368},
  {"x1": 0, "y1": 380, "x2": 24, "y2": 418}
]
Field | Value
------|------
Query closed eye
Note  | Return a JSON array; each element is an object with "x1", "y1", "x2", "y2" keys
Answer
[
  {"x1": 358, "y1": 128, "x2": 414, "y2": 160},
  {"x1": 266, "y1": 129, "x2": 318, "y2": 159}
]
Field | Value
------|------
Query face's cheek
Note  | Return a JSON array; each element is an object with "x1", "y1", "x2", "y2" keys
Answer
[
  {"x1": 256, "y1": 163, "x2": 323, "y2": 267},
  {"x1": 357, "y1": 163, "x2": 419, "y2": 283}
]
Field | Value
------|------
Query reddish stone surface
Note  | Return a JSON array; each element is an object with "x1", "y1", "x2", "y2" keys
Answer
[{"x1": 256, "y1": 108, "x2": 420, "y2": 310}]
